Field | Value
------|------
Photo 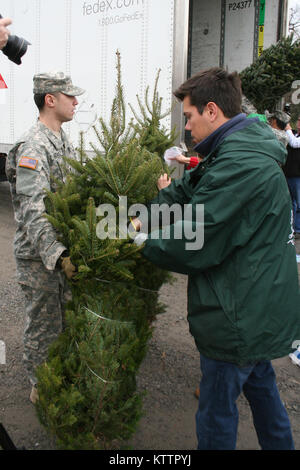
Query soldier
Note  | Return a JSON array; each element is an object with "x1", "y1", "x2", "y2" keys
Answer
[
  {"x1": 6, "y1": 72, "x2": 85, "y2": 403},
  {"x1": 266, "y1": 110, "x2": 290, "y2": 148}
]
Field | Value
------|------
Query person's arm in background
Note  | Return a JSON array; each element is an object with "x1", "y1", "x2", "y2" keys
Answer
[
  {"x1": 285, "y1": 123, "x2": 300, "y2": 149},
  {"x1": 168, "y1": 153, "x2": 202, "y2": 169}
]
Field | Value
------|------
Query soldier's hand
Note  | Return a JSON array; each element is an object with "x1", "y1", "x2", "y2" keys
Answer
[{"x1": 61, "y1": 256, "x2": 77, "y2": 280}]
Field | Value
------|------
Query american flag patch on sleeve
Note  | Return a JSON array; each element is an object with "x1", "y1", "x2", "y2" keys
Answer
[{"x1": 19, "y1": 156, "x2": 38, "y2": 170}]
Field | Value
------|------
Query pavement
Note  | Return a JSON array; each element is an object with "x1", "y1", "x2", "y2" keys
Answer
[{"x1": 1, "y1": 180, "x2": 300, "y2": 450}]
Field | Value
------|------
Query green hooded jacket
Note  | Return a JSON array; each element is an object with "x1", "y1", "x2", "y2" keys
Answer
[{"x1": 142, "y1": 119, "x2": 300, "y2": 365}]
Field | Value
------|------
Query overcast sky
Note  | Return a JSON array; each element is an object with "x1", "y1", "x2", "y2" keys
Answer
[
  {"x1": 288, "y1": 0, "x2": 299, "y2": 11},
  {"x1": 288, "y1": 0, "x2": 299, "y2": 35}
]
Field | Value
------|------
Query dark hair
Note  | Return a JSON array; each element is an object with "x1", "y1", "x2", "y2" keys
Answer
[
  {"x1": 174, "y1": 67, "x2": 242, "y2": 118},
  {"x1": 33, "y1": 93, "x2": 47, "y2": 111},
  {"x1": 274, "y1": 118, "x2": 286, "y2": 131}
]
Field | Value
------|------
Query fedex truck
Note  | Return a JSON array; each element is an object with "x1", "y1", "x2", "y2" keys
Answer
[{"x1": 0, "y1": 0, "x2": 289, "y2": 180}]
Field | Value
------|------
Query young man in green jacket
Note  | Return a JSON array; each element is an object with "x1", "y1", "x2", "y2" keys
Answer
[{"x1": 133, "y1": 68, "x2": 300, "y2": 450}]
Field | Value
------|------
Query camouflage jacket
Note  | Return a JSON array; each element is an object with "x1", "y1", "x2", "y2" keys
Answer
[
  {"x1": 271, "y1": 128, "x2": 289, "y2": 148},
  {"x1": 6, "y1": 120, "x2": 75, "y2": 271}
]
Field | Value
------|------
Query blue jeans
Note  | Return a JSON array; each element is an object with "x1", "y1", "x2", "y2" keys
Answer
[
  {"x1": 196, "y1": 355, "x2": 294, "y2": 450},
  {"x1": 287, "y1": 177, "x2": 300, "y2": 233}
]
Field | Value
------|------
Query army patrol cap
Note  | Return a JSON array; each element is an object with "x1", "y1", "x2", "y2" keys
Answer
[
  {"x1": 33, "y1": 71, "x2": 85, "y2": 96},
  {"x1": 266, "y1": 110, "x2": 291, "y2": 126}
]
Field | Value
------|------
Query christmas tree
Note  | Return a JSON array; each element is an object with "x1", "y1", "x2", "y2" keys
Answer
[
  {"x1": 35, "y1": 52, "x2": 176, "y2": 450},
  {"x1": 240, "y1": 35, "x2": 300, "y2": 113},
  {"x1": 128, "y1": 68, "x2": 177, "y2": 158}
]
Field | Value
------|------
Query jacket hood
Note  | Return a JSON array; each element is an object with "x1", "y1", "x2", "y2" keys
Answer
[{"x1": 217, "y1": 120, "x2": 288, "y2": 166}]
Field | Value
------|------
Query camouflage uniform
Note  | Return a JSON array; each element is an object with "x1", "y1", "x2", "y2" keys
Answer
[
  {"x1": 265, "y1": 110, "x2": 291, "y2": 148},
  {"x1": 241, "y1": 95, "x2": 258, "y2": 115},
  {"x1": 271, "y1": 128, "x2": 289, "y2": 147},
  {"x1": 6, "y1": 72, "x2": 84, "y2": 386}
]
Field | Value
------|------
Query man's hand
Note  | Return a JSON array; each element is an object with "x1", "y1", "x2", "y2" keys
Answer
[
  {"x1": 61, "y1": 256, "x2": 77, "y2": 280},
  {"x1": 157, "y1": 173, "x2": 172, "y2": 190},
  {"x1": 285, "y1": 123, "x2": 292, "y2": 131},
  {"x1": 0, "y1": 17, "x2": 12, "y2": 50}
]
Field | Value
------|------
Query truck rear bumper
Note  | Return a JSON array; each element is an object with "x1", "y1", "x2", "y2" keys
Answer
[{"x1": 0, "y1": 154, "x2": 7, "y2": 181}]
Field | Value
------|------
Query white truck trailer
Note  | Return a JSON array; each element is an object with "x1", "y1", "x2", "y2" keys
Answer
[{"x1": 0, "y1": 0, "x2": 289, "y2": 180}]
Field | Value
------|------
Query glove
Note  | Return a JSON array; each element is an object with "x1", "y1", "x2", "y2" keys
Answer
[
  {"x1": 133, "y1": 233, "x2": 148, "y2": 246},
  {"x1": 61, "y1": 256, "x2": 77, "y2": 280}
]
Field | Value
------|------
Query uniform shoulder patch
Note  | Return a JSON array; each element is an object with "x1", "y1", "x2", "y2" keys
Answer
[{"x1": 19, "y1": 156, "x2": 38, "y2": 170}]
